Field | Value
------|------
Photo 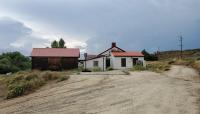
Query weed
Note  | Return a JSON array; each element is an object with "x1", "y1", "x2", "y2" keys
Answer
[
  {"x1": 92, "y1": 67, "x2": 102, "y2": 72},
  {"x1": 131, "y1": 65, "x2": 146, "y2": 71}
]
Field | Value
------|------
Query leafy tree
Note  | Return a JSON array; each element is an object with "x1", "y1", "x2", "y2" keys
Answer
[
  {"x1": 0, "y1": 52, "x2": 31, "y2": 74},
  {"x1": 51, "y1": 40, "x2": 59, "y2": 48},
  {"x1": 0, "y1": 58, "x2": 12, "y2": 74},
  {"x1": 59, "y1": 38, "x2": 66, "y2": 48}
]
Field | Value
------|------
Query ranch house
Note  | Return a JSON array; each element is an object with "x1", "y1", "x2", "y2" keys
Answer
[{"x1": 83, "y1": 42, "x2": 145, "y2": 70}]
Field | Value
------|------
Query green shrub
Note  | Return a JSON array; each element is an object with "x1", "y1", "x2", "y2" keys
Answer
[
  {"x1": 106, "y1": 67, "x2": 113, "y2": 71},
  {"x1": 2, "y1": 70, "x2": 71, "y2": 99},
  {"x1": 141, "y1": 49, "x2": 158, "y2": 61},
  {"x1": 92, "y1": 67, "x2": 102, "y2": 72},
  {"x1": 6, "y1": 73, "x2": 44, "y2": 99},
  {"x1": 0, "y1": 52, "x2": 31, "y2": 74},
  {"x1": 131, "y1": 65, "x2": 146, "y2": 71}
]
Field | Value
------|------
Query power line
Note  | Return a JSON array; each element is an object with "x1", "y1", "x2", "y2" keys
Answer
[{"x1": 179, "y1": 35, "x2": 183, "y2": 59}]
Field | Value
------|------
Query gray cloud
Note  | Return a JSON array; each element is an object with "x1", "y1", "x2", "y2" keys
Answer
[
  {"x1": 0, "y1": 0, "x2": 200, "y2": 55},
  {"x1": 0, "y1": 17, "x2": 50, "y2": 55}
]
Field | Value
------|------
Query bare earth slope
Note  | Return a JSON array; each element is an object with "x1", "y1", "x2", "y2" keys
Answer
[{"x1": 0, "y1": 65, "x2": 200, "y2": 114}]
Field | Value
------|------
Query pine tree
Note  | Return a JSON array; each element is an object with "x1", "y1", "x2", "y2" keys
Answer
[
  {"x1": 59, "y1": 38, "x2": 66, "y2": 48},
  {"x1": 51, "y1": 40, "x2": 59, "y2": 48}
]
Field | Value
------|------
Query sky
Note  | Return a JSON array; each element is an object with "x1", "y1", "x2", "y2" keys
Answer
[{"x1": 0, "y1": 0, "x2": 200, "y2": 55}]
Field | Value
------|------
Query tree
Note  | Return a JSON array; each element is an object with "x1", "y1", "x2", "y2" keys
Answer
[
  {"x1": 51, "y1": 40, "x2": 59, "y2": 48},
  {"x1": 59, "y1": 38, "x2": 66, "y2": 48},
  {"x1": 0, "y1": 52, "x2": 31, "y2": 74},
  {"x1": 141, "y1": 49, "x2": 158, "y2": 61}
]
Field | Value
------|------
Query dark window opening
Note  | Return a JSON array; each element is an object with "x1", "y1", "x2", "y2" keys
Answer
[
  {"x1": 93, "y1": 61, "x2": 99, "y2": 67},
  {"x1": 133, "y1": 58, "x2": 138, "y2": 65},
  {"x1": 121, "y1": 58, "x2": 126, "y2": 67},
  {"x1": 106, "y1": 58, "x2": 111, "y2": 68}
]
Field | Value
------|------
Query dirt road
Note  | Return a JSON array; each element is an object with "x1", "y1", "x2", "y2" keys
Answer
[{"x1": 0, "y1": 65, "x2": 200, "y2": 114}]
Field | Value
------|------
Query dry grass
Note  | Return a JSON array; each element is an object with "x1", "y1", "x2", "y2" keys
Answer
[
  {"x1": 131, "y1": 65, "x2": 146, "y2": 71},
  {"x1": 0, "y1": 70, "x2": 71, "y2": 99},
  {"x1": 0, "y1": 77, "x2": 7, "y2": 101},
  {"x1": 147, "y1": 61, "x2": 170, "y2": 73},
  {"x1": 191, "y1": 60, "x2": 200, "y2": 73}
]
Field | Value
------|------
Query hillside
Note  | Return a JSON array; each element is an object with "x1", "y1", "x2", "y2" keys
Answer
[
  {"x1": 157, "y1": 49, "x2": 200, "y2": 60},
  {"x1": 0, "y1": 66, "x2": 200, "y2": 114}
]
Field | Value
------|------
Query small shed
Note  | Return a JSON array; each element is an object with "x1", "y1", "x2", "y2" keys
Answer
[{"x1": 31, "y1": 48, "x2": 80, "y2": 70}]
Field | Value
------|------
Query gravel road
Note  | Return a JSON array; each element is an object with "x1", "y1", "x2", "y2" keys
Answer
[{"x1": 0, "y1": 65, "x2": 200, "y2": 114}]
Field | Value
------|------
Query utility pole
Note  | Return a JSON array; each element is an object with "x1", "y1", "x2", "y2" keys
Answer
[{"x1": 179, "y1": 35, "x2": 183, "y2": 59}]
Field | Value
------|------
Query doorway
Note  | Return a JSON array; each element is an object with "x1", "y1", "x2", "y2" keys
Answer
[{"x1": 106, "y1": 58, "x2": 111, "y2": 68}]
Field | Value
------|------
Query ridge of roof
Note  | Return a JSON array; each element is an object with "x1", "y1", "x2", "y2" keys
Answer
[
  {"x1": 98, "y1": 46, "x2": 126, "y2": 56},
  {"x1": 112, "y1": 51, "x2": 144, "y2": 57},
  {"x1": 31, "y1": 48, "x2": 80, "y2": 57}
]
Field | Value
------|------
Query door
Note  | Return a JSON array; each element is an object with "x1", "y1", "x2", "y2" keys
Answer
[
  {"x1": 106, "y1": 58, "x2": 111, "y2": 68},
  {"x1": 133, "y1": 58, "x2": 138, "y2": 65}
]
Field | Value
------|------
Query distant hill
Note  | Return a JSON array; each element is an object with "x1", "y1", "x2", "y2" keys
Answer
[{"x1": 157, "y1": 49, "x2": 200, "y2": 60}]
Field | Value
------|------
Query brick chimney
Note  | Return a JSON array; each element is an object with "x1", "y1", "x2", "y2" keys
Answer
[{"x1": 112, "y1": 42, "x2": 116, "y2": 48}]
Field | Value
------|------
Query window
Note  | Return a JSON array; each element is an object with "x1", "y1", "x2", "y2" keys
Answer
[
  {"x1": 121, "y1": 58, "x2": 126, "y2": 67},
  {"x1": 93, "y1": 61, "x2": 99, "y2": 67},
  {"x1": 133, "y1": 58, "x2": 138, "y2": 65}
]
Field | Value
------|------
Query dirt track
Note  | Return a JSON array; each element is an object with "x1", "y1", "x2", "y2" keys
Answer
[{"x1": 0, "y1": 65, "x2": 200, "y2": 114}]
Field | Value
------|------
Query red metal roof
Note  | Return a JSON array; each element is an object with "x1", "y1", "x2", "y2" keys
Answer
[
  {"x1": 31, "y1": 48, "x2": 80, "y2": 57},
  {"x1": 112, "y1": 52, "x2": 144, "y2": 57}
]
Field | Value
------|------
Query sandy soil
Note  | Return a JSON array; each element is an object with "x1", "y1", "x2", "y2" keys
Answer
[{"x1": 0, "y1": 65, "x2": 200, "y2": 114}]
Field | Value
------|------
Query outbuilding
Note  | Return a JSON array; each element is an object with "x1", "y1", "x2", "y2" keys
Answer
[{"x1": 31, "y1": 48, "x2": 80, "y2": 70}]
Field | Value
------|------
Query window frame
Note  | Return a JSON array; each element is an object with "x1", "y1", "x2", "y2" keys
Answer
[{"x1": 93, "y1": 61, "x2": 99, "y2": 67}]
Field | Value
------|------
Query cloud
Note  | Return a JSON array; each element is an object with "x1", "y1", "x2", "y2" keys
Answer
[
  {"x1": 0, "y1": 17, "x2": 50, "y2": 55},
  {"x1": 0, "y1": 0, "x2": 199, "y2": 55}
]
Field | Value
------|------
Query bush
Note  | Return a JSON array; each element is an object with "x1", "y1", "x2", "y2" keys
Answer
[
  {"x1": 142, "y1": 49, "x2": 158, "y2": 61},
  {"x1": 2, "y1": 70, "x2": 71, "y2": 99},
  {"x1": 6, "y1": 73, "x2": 44, "y2": 99},
  {"x1": 0, "y1": 52, "x2": 31, "y2": 74},
  {"x1": 131, "y1": 65, "x2": 146, "y2": 71},
  {"x1": 92, "y1": 67, "x2": 102, "y2": 72}
]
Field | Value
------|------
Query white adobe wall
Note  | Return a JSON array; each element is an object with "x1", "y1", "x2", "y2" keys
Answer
[
  {"x1": 112, "y1": 56, "x2": 145, "y2": 69},
  {"x1": 84, "y1": 57, "x2": 106, "y2": 70},
  {"x1": 83, "y1": 54, "x2": 145, "y2": 70}
]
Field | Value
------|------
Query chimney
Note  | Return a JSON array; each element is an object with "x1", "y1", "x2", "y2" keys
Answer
[{"x1": 112, "y1": 42, "x2": 116, "y2": 48}]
